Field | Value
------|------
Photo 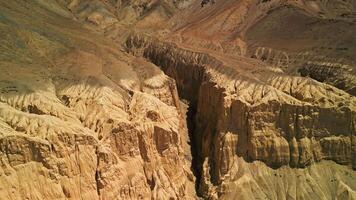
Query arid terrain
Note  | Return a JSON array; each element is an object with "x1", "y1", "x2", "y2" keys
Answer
[{"x1": 0, "y1": 0, "x2": 355, "y2": 199}]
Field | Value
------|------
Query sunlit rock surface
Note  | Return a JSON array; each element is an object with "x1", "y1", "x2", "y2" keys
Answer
[{"x1": 0, "y1": 0, "x2": 355, "y2": 199}]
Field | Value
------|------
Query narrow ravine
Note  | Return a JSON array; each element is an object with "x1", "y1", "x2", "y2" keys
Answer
[
  {"x1": 124, "y1": 33, "x2": 356, "y2": 199},
  {"x1": 185, "y1": 101, "x2": 201, "y2": 194},
  {"x1": 125, "y1": 34, "x2": 209, "y2": 195}
]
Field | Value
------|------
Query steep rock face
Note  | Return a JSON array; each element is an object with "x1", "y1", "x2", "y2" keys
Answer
[
  {"x1": 1, "y1": 0, "x2": 356, "y2": 199},
  {"x1": 0, "y1": 1, "x2": 195, "y2": 199},
  {"x1": 126, "y1": 34, "x2": 356, "y2": 199}
]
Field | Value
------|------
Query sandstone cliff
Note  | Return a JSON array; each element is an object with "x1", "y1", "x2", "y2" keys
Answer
[
  {"x1": 0, "y1": 0, "x2": 355, "y2": 199},
  {"x1": 0, "y1": 1, "x2": 195, "y2": 199},
  {"x1": 126, "y1": 33, "x2": 356, "y2": 199}
]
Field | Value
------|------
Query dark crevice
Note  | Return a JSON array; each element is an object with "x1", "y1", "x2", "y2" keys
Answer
[
  {"x1": 27, "y1": 105, "x2": 45, "y2": 115},
  {"x1": 147, "y1": 177, "x2": 155, "y2": 190},
  {"x1": 95, "y1": 170, "x2": 101, "y2": 196},
  {"x1": 185, "y1": 101, "x2": 201, "y2": 194},
  {"x1": 95, "y1": 147, "x2": 101, "y2": 197},
  {"x1": 125, "y1": 35, "x2": 223, "y2": 197},
  {"x1": 61, "y1": 95, "x2": 70, "y2": 106}
]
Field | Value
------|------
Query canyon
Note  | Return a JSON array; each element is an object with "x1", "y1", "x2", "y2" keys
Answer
[{"x1": 0, "y1": 0, "x2": 355, "y2": 199}]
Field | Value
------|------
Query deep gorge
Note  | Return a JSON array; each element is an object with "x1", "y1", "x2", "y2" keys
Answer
[
  {"x1": 125, "y1": 33, "x2": 356, "y2": 198},
  {"x1": 1, "y1": 0, "x2": 355, "y2": 199}
]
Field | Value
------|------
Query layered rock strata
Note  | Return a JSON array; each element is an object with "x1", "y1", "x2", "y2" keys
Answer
[
  {"x1": 126, "y1": 33, "x2": 356, "y2": 199},
  {"x1": 0, "y1": 1, "x2": 195, "y2": 199},
  {"x1": 1, "y1": 0, "x2": 356, "y2": 199}
]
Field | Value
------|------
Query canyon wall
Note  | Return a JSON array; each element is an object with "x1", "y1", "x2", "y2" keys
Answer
[
  {"x1": 0, "y1": 1, "x2": 196, "y2": 199},
  {"x1": 0, "y1": 0, "x2": 355, "y2": 199},
  {"x1": 126, "y1": 33, "x2": 356, "y2": 199}
]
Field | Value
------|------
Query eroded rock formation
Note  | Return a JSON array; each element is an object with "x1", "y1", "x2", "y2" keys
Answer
[
  {"x1": 125, "y1": 33, "x2": 356, "y2": 199},
  {"x1": 0, "y1": 0, "x2": 355, "y2": 199},
  {"x1": 0, "y1": 1, "x2": 195, "y2": 199}
]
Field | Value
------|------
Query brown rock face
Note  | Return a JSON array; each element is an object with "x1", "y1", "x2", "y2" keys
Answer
[
  {"x1": 125, "y1": 33, "x2": 356, "y2": 199},
  {"x1": 0, "y1": 1, "x2": 195, "y2": 199},
  {"x1": 0, "y1": 0, "x2": 356, "y2": 200}
]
